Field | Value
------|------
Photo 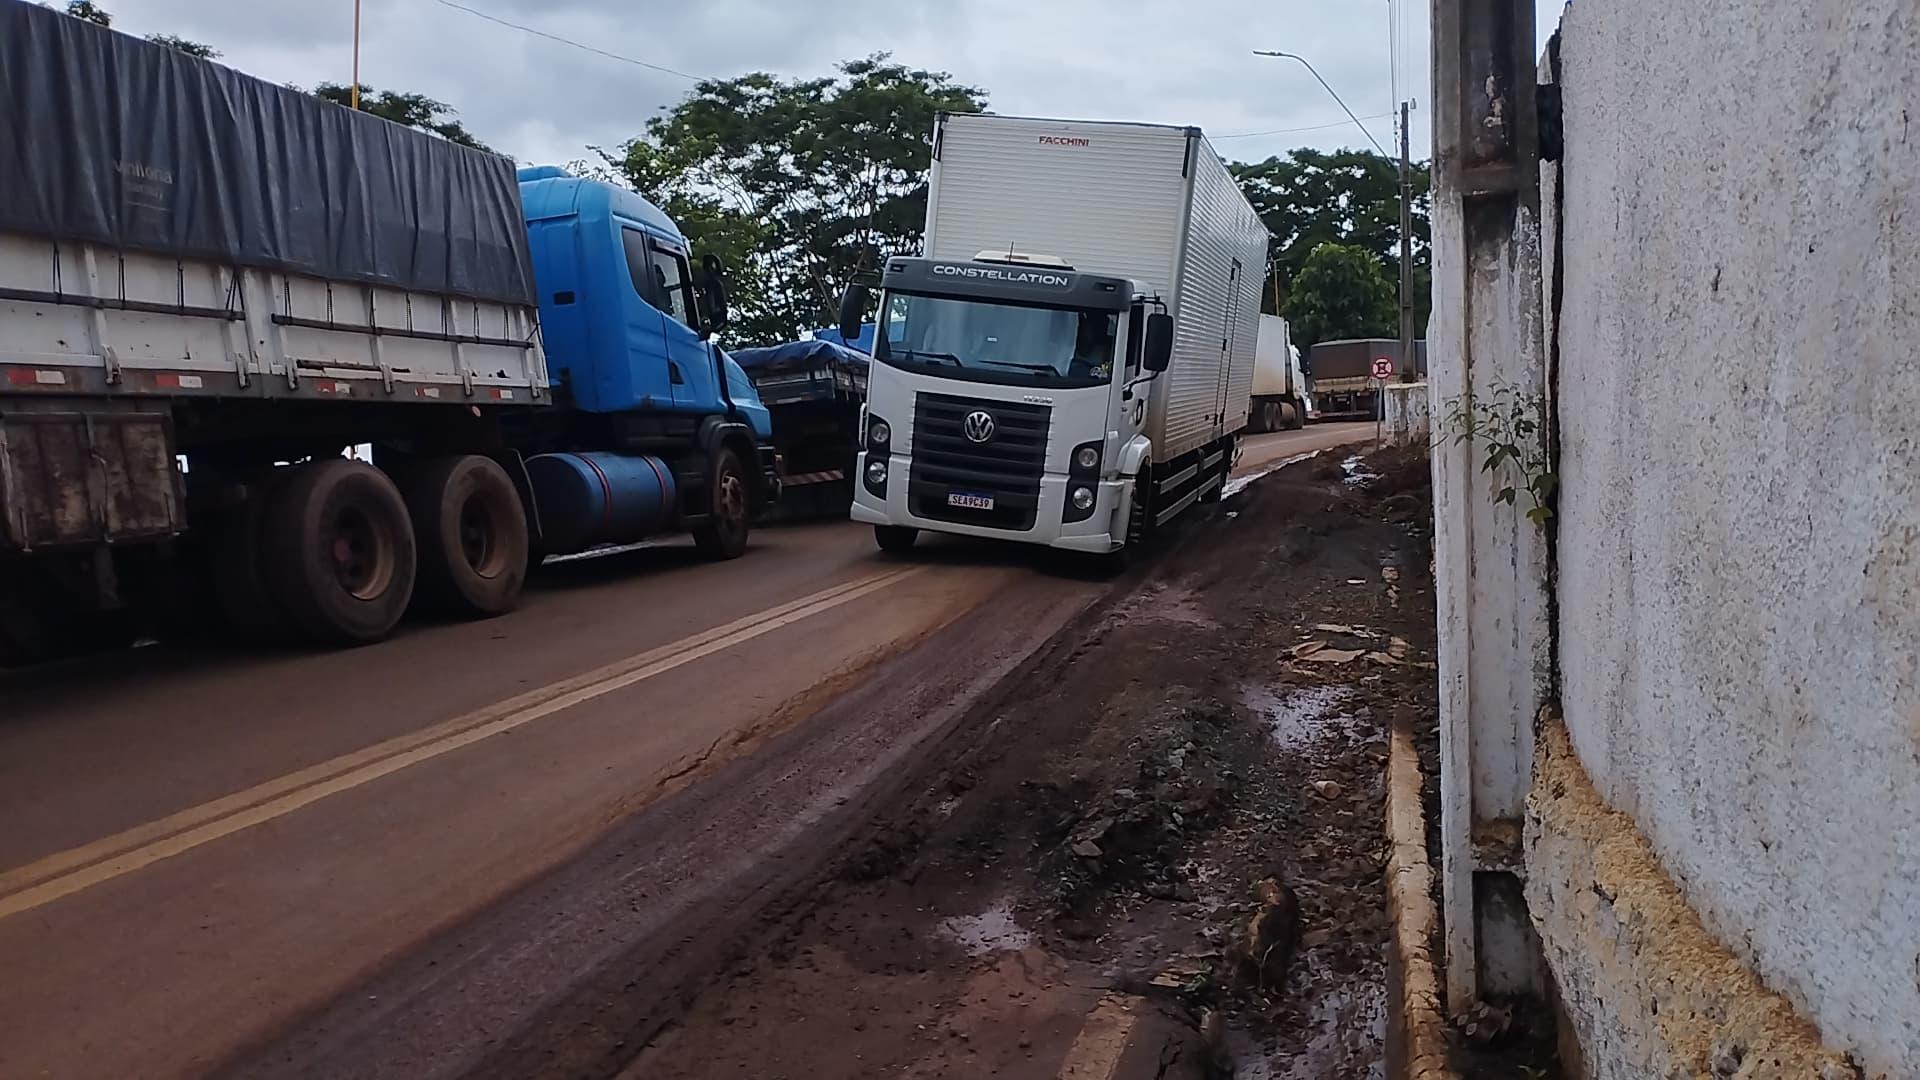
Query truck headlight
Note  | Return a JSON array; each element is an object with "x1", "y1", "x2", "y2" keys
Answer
[
  {"x1": 1073, "y1": 445, "x2": 1100, "y2": 471},
  {"x1": 1071, "y1": 486, "x2": 1095, "y2": 511},
  {"x1": 869, "y1": 419, "x2": 891, "y2": 448},
  {"x1": 866, "y1": 459, "x2": 888, "y2": 484}
]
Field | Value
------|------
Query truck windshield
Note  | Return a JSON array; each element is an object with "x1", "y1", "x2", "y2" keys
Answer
[{"x1": 876, "y1": 292, "x2": 1116, "y2": 389}]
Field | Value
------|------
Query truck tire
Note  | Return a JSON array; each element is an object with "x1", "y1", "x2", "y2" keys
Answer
[
  {"x1": 1281, "y1": 401, "x2": 1304, "y2": 429},
  {"x1": 263, "y1": 459, "x2": 417, "y2": 646},
  {"x1": 402, "y1": 455, "x2": 529, "y2": 618},
  {"x1": 691, "y1": 447, "x2": 751, "y2": 560},
  {"x1": 874, "y1": 525, "x2": 918, "y2": 554}
]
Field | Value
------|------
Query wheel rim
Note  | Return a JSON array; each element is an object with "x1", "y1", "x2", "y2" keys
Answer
[
  {"x1": 717, "y1": 471, "x2": 747, "y2": 533},
  {"x1": 457, "y1": 493, "x2": 509, "y2": 579},
  {"x1": 327, "y1": 505, "x2": 395, "y2": 600}
]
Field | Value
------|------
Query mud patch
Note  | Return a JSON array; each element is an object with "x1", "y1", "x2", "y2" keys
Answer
[{"x1": 629, "y1": 443, "x2": 1463, "y2": 1079}]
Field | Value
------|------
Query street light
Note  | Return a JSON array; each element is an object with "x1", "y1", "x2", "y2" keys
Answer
[
  {"x1": 1254, "y1": 49, "x2": 1416, "y2": 386},
  {"x1": 1252, "y1": 51, "x2": 1389, "y2": 157}
]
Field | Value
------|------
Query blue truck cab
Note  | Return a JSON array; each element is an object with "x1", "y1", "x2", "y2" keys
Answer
[{"x1": 511, "y1": 166, "x2": 777, "y2": 559}]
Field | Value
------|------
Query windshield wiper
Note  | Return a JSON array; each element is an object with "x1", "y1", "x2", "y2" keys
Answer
[
  {"x1": 890, "y1": 348, "x2": 963, "y2": 367},
  {"x1": 977, "y1": 359, "x2": 1061, "y2": 374}
]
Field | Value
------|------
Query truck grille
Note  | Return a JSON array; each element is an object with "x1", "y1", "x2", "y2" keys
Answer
[{"x1": 908, "y1": 393, "x2": 1051, "y2": 531}]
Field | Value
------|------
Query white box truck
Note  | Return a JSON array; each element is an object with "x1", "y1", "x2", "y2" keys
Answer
[
  {"x1": 837, "y1": 113, "x2": 1269, "y2": 566},
  {"x1": 1246, "y1": 314, "x2": 1311, "y2": 431}
]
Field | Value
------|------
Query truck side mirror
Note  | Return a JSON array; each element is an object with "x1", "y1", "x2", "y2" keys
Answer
[
  {"x1": 1143, "y1": 313, "x2": 1174, "y2": 373},
  {"x1": 697, "y1": 253, "x2": 730, "y2": 339},
  {"x1": 838, "y1": 284, "x2": 870, "y2": 343}
]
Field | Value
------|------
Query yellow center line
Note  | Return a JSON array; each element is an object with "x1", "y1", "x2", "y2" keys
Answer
[{"x1": 0, "y1": 565, "x2": 925, "y2": 921}]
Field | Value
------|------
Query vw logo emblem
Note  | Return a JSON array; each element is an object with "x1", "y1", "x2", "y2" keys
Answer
[{"x1": 962, "y1": 410, "x2": 996, "y2": 443}]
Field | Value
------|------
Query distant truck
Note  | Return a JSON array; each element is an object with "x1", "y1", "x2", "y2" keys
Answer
[
  {"x1": 732, "y1": 337, "x2": 869, "y2": 517},
  {"x1": 1303, "y1": 337, "x2": 1428, "y2": 418},
  {"x1": 838, "y1": 113, "x2": 1269, "y2": 565},
  {"x1": 0, "y1": 6, "x2": 775, "y2": 661},
  {"x1": 1246, "y1": 314, "x2": 1310, "y2": 432}
]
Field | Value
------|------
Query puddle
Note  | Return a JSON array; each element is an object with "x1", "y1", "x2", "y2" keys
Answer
[
  {"x1": 1222, "y1": 979, "x2": 1386, "y2": 1080},
  {"x1": 1340, "y1": 455, "x2": 1382, "y2": 487},
  {"x1": 937, "y1": 899, "x2": 1034, "y2": 956},
  {"x1": 1239, "y1": 684, "x2": 1351, "y2": 751}
]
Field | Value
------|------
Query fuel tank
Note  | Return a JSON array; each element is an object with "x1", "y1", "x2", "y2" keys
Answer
[{"x1": 525, "y1": 451, "x2": 678, "y2": 554}]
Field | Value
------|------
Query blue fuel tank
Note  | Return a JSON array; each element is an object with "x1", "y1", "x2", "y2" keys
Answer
[{"x1": 525, "y1": 452, "x2": 678, "y2": 555}]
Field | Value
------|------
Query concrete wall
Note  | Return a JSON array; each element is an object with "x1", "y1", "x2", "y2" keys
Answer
[{"x1": 1547, "y1": 1, "x2": 1920, "y2": 1073}]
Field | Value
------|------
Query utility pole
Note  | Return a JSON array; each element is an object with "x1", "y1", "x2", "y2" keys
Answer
[
  {"x1": 350, "y1": 0, "x2": 362, "y2": 110},
  {"x1": 1397, "y1": 101, "x2": 1413, "y2": 380}
]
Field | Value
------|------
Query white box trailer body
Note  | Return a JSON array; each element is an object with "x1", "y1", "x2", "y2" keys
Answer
[
  {"x1": 1246, "y1": 314, "x2": 1309, "y2": 431},
  {"x1": 923, "y1": 114, "x2": 1269, "y2": 462}
]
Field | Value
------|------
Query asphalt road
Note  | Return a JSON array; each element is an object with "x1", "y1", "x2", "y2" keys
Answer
[{"x1": 0, "y1": 421, "x2": 1372, "y2": 1079}]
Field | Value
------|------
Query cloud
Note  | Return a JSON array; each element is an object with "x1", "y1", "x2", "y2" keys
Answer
[{"x1": 95, "y1": 0, "x2": 1562, "y2": 168}]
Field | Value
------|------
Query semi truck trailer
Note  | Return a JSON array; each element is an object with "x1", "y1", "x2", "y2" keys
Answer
[
  {"x1": 1246, "y1": 314, "x2": 1310, "y2": 431},
  {"x1": 1303, "y1": 337, "x2": 1428, "y2": 418},
  {"x1": 0, "y1": 4, "x2": 776, "y2": 661},
  {"x1": 733, "y1": 337, "x2": 869, "y2": 518},
  {"x1": 837, "y1": 114, "x2": 1269, "y2": 565}
]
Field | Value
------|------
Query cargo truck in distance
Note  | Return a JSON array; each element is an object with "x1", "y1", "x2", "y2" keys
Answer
[
  {"x1": 1245, "y1": 314, "x2": 1310, "y2": 432},
  {"x1": 1303, "y1": 337, "x2": 1428, "y2": 418},
  {"x1": 837, "y1": 114, "x2": 1270, "y2": 566},
  {"x1": 0, "y1": 5, "x2": 776, "y2": 662}
]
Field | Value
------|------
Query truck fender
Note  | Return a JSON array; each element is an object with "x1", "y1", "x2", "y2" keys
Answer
[
  {"x1": 1118, "y1": 436, "x2": 1154, "y2": 479},
  {"x1": 696, "y1": 416, "x2": 770, "y2": 506}
]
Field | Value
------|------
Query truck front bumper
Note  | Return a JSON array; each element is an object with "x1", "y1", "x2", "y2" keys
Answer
[{"x1": 850, "y1": 451, "x2": 1129, "y2": 554}]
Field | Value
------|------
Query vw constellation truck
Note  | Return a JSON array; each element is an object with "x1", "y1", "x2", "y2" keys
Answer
[{"x1": 838, "y1": 114, "x2": 1270, "y2": 565}]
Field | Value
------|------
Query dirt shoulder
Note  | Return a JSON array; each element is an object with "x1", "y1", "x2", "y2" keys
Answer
[{"x1": 618, "y1": 443, "x2": 1445, "y2": 1079}]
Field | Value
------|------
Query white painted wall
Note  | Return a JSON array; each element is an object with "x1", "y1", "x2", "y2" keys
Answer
[{"x1": 1550, "y1": 2, "x2": 1920, "y2": 1072}]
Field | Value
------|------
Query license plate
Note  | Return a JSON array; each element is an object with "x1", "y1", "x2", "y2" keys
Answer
[{"x1": 947, "y1": 491, "x2": 995, "y2": 511}]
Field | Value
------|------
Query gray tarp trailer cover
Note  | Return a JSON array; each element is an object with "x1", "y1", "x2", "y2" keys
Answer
[{"x1": 0, "y1": 0, "x2": 535, "y2": 305}]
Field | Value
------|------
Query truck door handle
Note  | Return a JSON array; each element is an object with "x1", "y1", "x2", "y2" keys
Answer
[{"x1": 668, "y1": 361, "x2": 685, "y2": 385}]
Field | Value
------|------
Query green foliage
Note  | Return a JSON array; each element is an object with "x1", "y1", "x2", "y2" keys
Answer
[
  {"x1": 1441, "y1": 385, "x2": 1556, "y2": 525},
  {"x1": 1228, "y1": 148, "x2": 1431, "y2": 327},
  {"x1": 602, "y1": 53, "x2": 986, "y2": 343},
  {"x1": 63, "y1": 0, "x2": 110, "y2": 25},
  {"x1": 311, "y1": 83, "x2": 492, "y2": 152},
  {"x1": 1283, "y1": 242, "x2": 1397, "y2": 350},
  {"x1": 145, "y1": 33, "x2": 218, "y2": 58}
]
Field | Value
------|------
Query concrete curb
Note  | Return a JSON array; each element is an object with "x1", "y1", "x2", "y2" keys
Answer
[{"x1": 1385, "y1": 712, "x2": 1458, "y2": 1080}]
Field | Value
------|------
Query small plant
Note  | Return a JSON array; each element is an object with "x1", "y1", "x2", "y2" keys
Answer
[{"x1": 1439, "y1": 386, "x2": 1556, "y2": 526}]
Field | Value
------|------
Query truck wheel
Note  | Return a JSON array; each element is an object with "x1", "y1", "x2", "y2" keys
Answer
[
  {"x1": 263, "y1": 459, "x2": 417, "y2": 646},
  {"x1": 692, "y1": 447, "x2": 751, "y2": 560},
  {"x1": 403, "y1": 455, "x2": 529, "y2": 618},
  {"x1": 874, "y1": 525, "x2": 918, "y2": 554},
  {"x1": 1281, "y1": 401, "x2": 1303, "y2": 429}
]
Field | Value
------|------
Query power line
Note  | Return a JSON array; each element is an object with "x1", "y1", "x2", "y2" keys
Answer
[
  {"x1": 1213, "y1": 112, "x2": 1397, "y2": 140},
  {"x1": 433, "y1": 0, "x2": 702, "y2": 82}
]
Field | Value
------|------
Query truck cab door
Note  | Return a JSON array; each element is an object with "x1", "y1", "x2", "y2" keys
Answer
[{"x1": 644, "y1": 239, "x2": 711, "y2": 411}]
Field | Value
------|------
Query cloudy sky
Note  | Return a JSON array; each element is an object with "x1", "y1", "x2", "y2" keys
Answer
[{"x1": 99, "y1": 0, "x2": 1567, "y2": 170}]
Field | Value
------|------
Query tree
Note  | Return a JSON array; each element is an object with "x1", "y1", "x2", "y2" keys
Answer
[
  {"x1": 1283, "y1": 242, "x2": 1397, "y2": 351},
  {"x1": 145, "y1": 33, "x2": 218, "y2": 58},
  {"x1": 53, "y1": 2, "x2": 220, "y2": 57},
  {"x1": 603, "y1": 54, "x2": 987, "y2": 343},
  {"x1": 1229, "y1": 148, "x2": 1431, "y2": 329},
  {"x1": 311, "y1": 83, "x2": 491, "y2": 152},
  {"x1": 63, "y1": 0, "x2": 109, "y2": 25}
]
